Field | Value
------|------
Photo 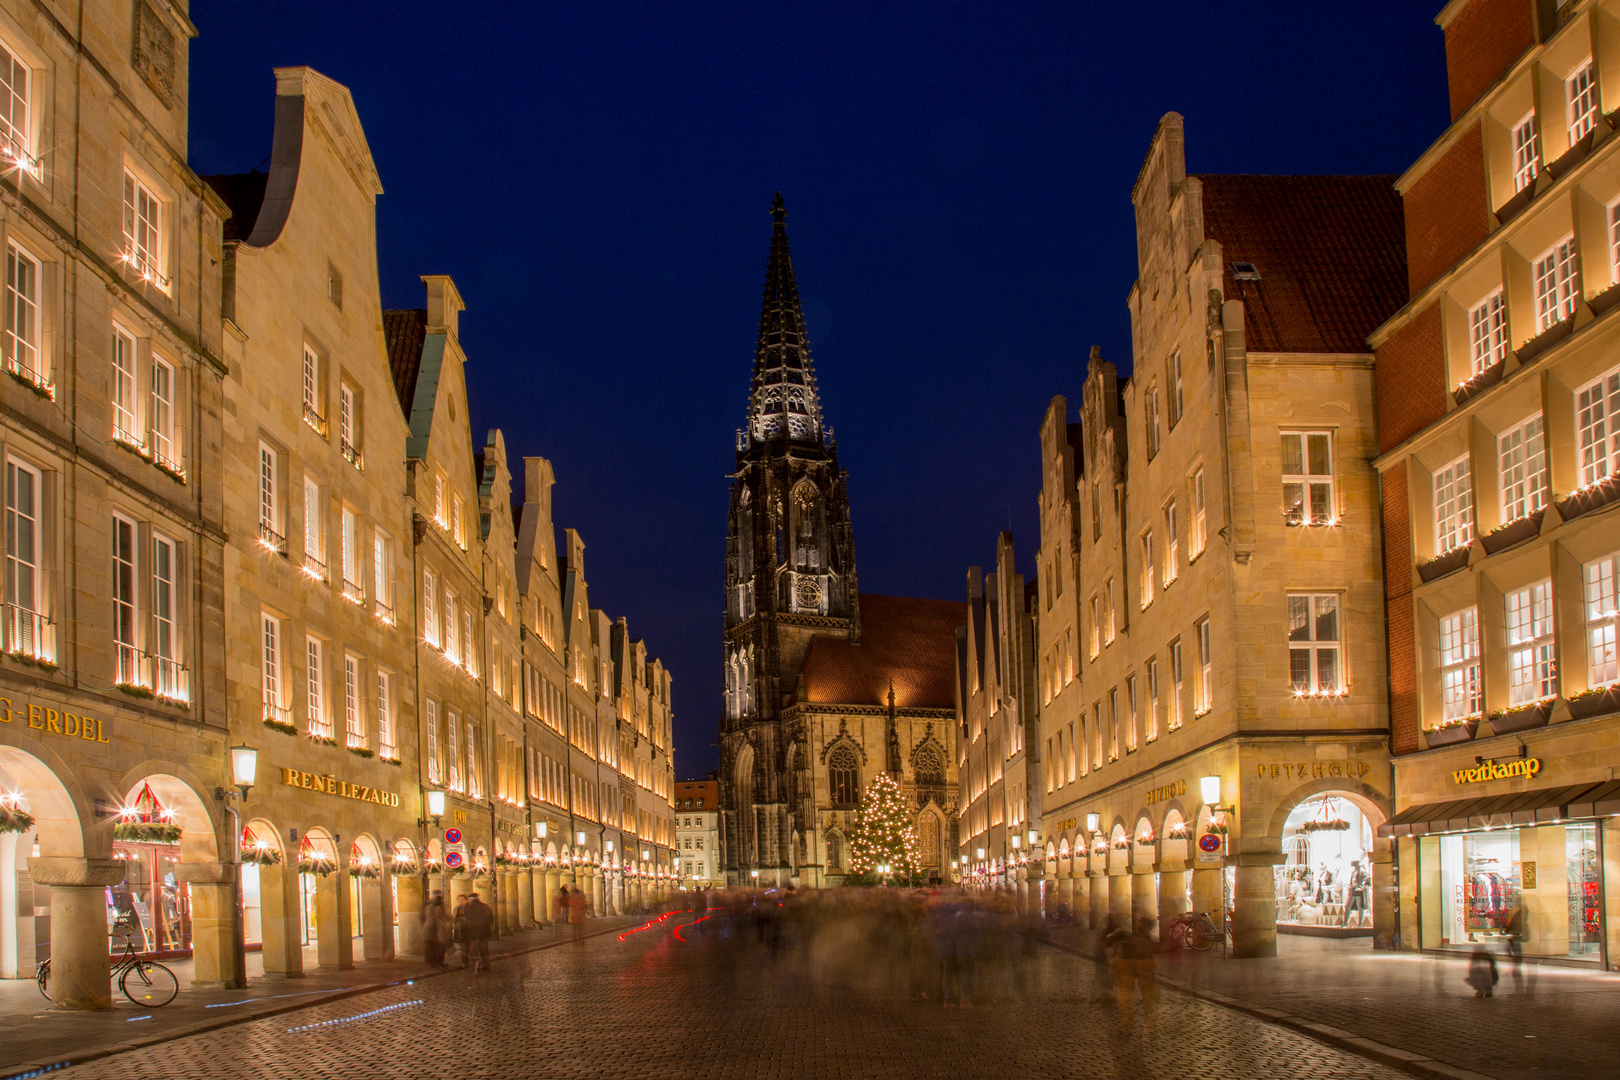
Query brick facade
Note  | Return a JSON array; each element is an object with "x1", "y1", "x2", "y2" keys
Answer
[
  {"x1": 1402, "y1": 125, "x2": 1489, "y2": 296},
  {"x1": 1443, "y1": 0, "x2": 1536, "y2": 120},
  {"x1": 1373, "y1": 302, "x2": 1446, "y2": 455},
  {"x1": 1379, "y1": 467, "x2": 1418, "y2": 757}
]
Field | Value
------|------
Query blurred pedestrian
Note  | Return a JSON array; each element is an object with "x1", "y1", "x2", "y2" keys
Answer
[
  {"x1": 422, "y1": 890, "x2": 450, "y2": 969},
  {"x1": 463, "y1": 890, "x2": 495, "y2": 973},
  {"x1": 452, "y1": 893, "x2": 470, "y2": 968},
  {"x1": 554, "y1": 885, "x2": 570, "y2": 931},
  {"x1": 1504, "y1": 904, "x2": 1534, "y2": 995},
  {"x1": 1105, "y1": 916, "x2": 1159, "y2": 1031},
  {"x1": 1341, "y1": 860, "x2": 1370, "y2": 928},
  {"x1": 1466, "y1": 948, "x2": 1498, "y2": 998},
  {"x1": 569, "y1": 886, "x2": 587, "y2": 941}
]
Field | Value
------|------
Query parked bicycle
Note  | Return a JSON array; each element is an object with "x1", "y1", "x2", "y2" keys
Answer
[
  {"x1": 1166, "y1": 909, "x2": 1224, "y2": 951},
  {"x1": 37, "y1": 918, "x2": 179, "y2": 1006},
  {"x1": 1049, "y1": 903, "x2": 1076, "y2": 926}
]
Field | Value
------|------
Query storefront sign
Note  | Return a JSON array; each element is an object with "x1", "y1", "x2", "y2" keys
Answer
[
  {"x1": 1451, "y1": 757, "x2": 1541, "y2": 785},
  {"x1": 1053, "y1": 817, "x2": 1077, "y2": 833},
  {"x1": 1146, "y1": 780, "x2": 1186, "y2": 806},
  {"x1": 1256, "y1": 760, "x2": 1372, "y2": 781},
  {"x1": 0, "y1": 697, "x2": 111, "y2": 743},
  {"x1": 452, "y1": 809, "x2": 468, "y2": 825},
  {"x1": 279, "y1": 768, "x2": 401, "y2": 807},
  {"x1": 496, "y1": 820, "x2": 527, "y2": 836}
]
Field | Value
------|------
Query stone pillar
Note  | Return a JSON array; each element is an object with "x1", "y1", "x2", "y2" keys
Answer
[
  {"x1": 1071, "y1": 873, "x2": 1089, "y2": 930},
  {"x1": 1130, "y1": 870, "x2": 1157, "y2": 933},
  {"x1": 1231, "y1": 854, "x2": 1282, "y2": 959},
  {"x1": 448, "y1": 870, "x2": 473, "y2": 910},
  {"x1": 1088, "y1": 871, "x2": 1108, "y2": 931},
  {"x1": 1158, "y1": 868, "x2": 1189, "y2": 942},
  {"x1": 396, "y1": 874, "x2": 424, "y2": 956},
  {"x1": 1191, "y1": 865, "x2": 1223, "y2": 921},
  {"x1": 590, "y1": 867, "x2": 604, "y2": 916},
  {"x1": 1057, "y1": 872, "x2": 1074, "y2": 912},
  {"x1": 543, "y1": 868, "x2": 562, "y2": 921},
  {"x1": 1107, "y1": 872, "x2": 1130, "y2": 933},
  {"x1": 316, "y1": 870, "x2": 354, "y2": 969},
  {"x1": 504, "y1": 870, "x2": 520, "y2": 930},
  {"x1": 259, "y1": 862, "x2": 303, "y2": 977},
  {"x1": 361, "y1": 875, "x2": 389, "y2": 960},
  {"x1": 517, "y1": 868, "x2": 534, "y2": 928},
  {"x1": 29, "y1": 858, "x2": 124, "y2": 1010},
  {"x1": 1370, "y1": 840, "x2": 1396, "y2": 950},
  {"x1": 188, "y1": 882, "x2": 238, "y2": 988}
]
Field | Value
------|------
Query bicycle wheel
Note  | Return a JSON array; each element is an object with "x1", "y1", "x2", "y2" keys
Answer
[
  {"x1": 35, "y1": 959, "x2": 50, "y2": 1001},
  {"x1": 120, "y1": 960, "x2": 179, "y2": 1006},
  {"x1": 1189, "y1": 926, "x2": 1217, "y2": 951}
]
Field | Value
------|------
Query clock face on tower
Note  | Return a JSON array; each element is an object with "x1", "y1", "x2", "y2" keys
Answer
[{"x1": 794, "y1": 575, "x2": 822, "y2": 611}]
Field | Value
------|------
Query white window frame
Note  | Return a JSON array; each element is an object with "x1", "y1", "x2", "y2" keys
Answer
[
  {"x1": 1139, "y1": 530, "x2": 1154, "y2": 609},
  {"x1": 1533, "y1": 235, "x2": 1579, "y2": 333},
  {"x1": 302, "y1": 477, "x2": 325, "y2": 580},
  {"x1": 111, "y1": 325, "x2": 139, "y2": 446},
  {"x1": 466, "y1": 719, "x2": 478, "y2": 798},
  {"x1": 1434, "y1": 455, "x2": 1475, "y2": 555},
  {"x1": 151, "y1": 354, "x2": 177, "y2": 473},
  {"x1": 5, "y1": 240, "x2": 45, "y2": 393},
  {"x1": 444, "y1": 590, "x2": 459, "y2": 664},
  {"x1": 423, "y1": 569, "x2": 438, "y2": 646},
  {"x1": 1145, "y1": 658, "x2": 1159, "y2": 742},
  {"x1": 1196, "y1": 616, "x2": 1213, "y2": 714},
  {"x1": 0, "y1": 41, "x2": 35, "y2": 172},
  {"x1": 448, "y1": 710, "x2": 461, "y2": 791},
  {"x1": 1439, "y1": 607, "x2": 1482, "y2": 723},
  {"x1": 1608, "y1": 198, "x2": 1620, "y2": 288},
  {"x1": 1282, "y1": 431, "x2": 1335, "y2": 526},
  {"x1": 373, "y1": 528, "x2": 393, "y2": 622},
  {"x1": 258, "y1": 443, "x2": 282, "y2": 550},
  {"x1": 340, "y1": 506, "x2": 362, "y2": 603},
  {"x1": 301, "y1": 344, "x2": 325, "y2": 433},
  {"x1": 425, "y1": 699, "x2": 440, "y2": 784},
  {"x1": 1168, "y1": 350, "x2": 1184, "y2": 427},
  {"x1": 1507, "y1": 580, "x2": 1557, "y2": 705},
  {"x1": 1163, "y1": 501, "x2": 1179, "y2": 584},
  {"x1": 260, "y1": 613, "x2": 285, "y2": 723},
  {"x1": 1567, "y1": 59, "x2": 1597, "y2": 143},
  {"x1": 1145, "y1": 383, "x2": 1161, "y2": 459},
  {"x1": 1168, "y1": 639, "x2": 1184, "y2": 730},
  {"x1": 1467, "y1": 290, "x2": 1507, "y2": 378},
  {"x1": 1190, "y1": 468, "x2": 1208, "y2": 556},
  {"x1": 1585, "y1": 552, "x2": 1620, "y2": 689},
  {"x1": 1288, "y1": 593, "x2": 1343, "y2": 696},
  {"x1": 1576, "y1": 365, "x2": 1620, "y2": 488},
  {"x1": 1512, "y1": 110, "x2": 1539, "y2": 193},
  {"x1": 112, "y1": 513, "x2": 140, "y2": 687},
  {"x1": 121, "y1": 168, "x2": 167, "y2": 290},
  {"x1": 1498, "y1": 414, "x2": 1547, "y2": 524},
  {"x1": 1104, "y1": 579, "x2": 1116, "y2": 645},
  {"x1": 339, "y1": 382, "x2": 361, "y2": 469},
  {"x1": 306, "y1": 636, "x2": 331, "y2": 740},
  {"x1": 152, "y1": 532, "x2": 180, "y2": 701},
  {"x1": 344, "y1": 653, "x2": 364, "y2": 748},
  {"x1": 1088, "y1": 595, "x2": 1099, "y2": 659},
  {"x1": 1126, "y1": 674, "x2": 1139, "y2": 751}
]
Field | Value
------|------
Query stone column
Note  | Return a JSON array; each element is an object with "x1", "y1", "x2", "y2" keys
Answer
[
  {"x1": 1370, "y1": 840, "x2": 1396, "y2": 950},
  {"x1": 1231, "y1": 853, "x2": 1282, "y2": 959},
  {"x1": 316, "y1": 869, "x2": 354, "y2": 969},
  {"x1": 396, "y1": 873, "x2": 424, "y2": 956},
  {"x1": 173, "y1": 862, "x2": 237, "y2": 988},
  {"x1": 517, "y1": 868, "x2": 534, "y2": 928},
  {"x1": 1158, "y1": 867, "x2": 1189, "y2": 942},
  {"x1": 259, "y1": 862, "x2": 303, "y2": 977},
  {"x1": 1071, "y1": 873, "x2": 1089, "y2": 930},
  {"x1": 448, "y1": 870, "x2": 473, "y2": 910},
  {"x1": 1396, "y1": 835, "x2": 1420, "y2": 952},
  {"x1": 590, "y1": 867, "x2": 604, "y2": 917},
  {"x1": 1057, "y1": 872, "x2": 1074, "y2": 912},
  {"x1": 543, "y1": 868, "x2": 562, "y2": 922},
  {"x1": 1130, "y1": 870, "x2": 1157, "y2": 933},
  {"x1": 1107, "y1": 872, "x2": 1131, "y2": 933},
  {"x1": 1191, "y1": 865, "x2": 1223, "y2": 922},
  {"x1": 30, "y1": 859, "x2": 124, "y2": 1010},
  {"x1": 1087, "y1": 871, "x2": 1108, "y2": 931},
  {"x1": 361, "y1": 874, "x2": 389, "y2": 960}
]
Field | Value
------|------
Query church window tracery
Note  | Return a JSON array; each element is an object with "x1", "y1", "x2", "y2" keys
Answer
[{"x1": 828, "y1": 744, "x2": 860, "y2": 807}]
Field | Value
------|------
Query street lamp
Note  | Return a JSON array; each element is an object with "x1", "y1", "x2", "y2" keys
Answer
[
  {"x1": 1085, "y1": 812, "x2": 1100, "y2": 833},
  {"x1": 535, "y1": 821, "x2": 548, "y2": 840},
  {"x1": 976, "y1": 847, "x2": 985, "y2": 860},
  {"x1": 228, "y1": 745, "x2": 257, "y2": 799},
  {"x1": 424, "y1": 789, "x2": 446, "y2": 825},
  {"x1": 215, "y1": 744, "x2": 258, "y2": 991},
  {"x1": 1010, "y1": 833, "x2": 1022, "y2": 850}
]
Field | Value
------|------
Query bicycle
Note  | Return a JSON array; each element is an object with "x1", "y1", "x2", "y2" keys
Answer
[
  {"x1": 37, "y1": 918, "x2": 180, "y2": 1006},
  {"x1": 1166, "y1": 910, "x2": 1224, "y2": 951},
  {"x1": 1049, "y1": 903, "x2": 1076, "y2": 926}
]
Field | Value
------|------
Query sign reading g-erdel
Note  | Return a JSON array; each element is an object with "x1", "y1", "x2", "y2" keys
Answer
[{"x1": 280, "y1": 767, "x2": 401, "y2": 807}]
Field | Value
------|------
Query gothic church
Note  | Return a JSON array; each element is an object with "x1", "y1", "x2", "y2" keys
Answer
[{"x1": 719, "y1": 196, "x2": 961, "y2": 888}]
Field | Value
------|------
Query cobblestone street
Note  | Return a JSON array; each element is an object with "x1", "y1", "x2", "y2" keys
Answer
[{"x1": 29, "y1": 913, "x2": 1412, "y2": 1080}]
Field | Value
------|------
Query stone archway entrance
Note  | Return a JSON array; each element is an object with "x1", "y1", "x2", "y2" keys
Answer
[{"x1": 1274, "y1": 792, "x2": 1382, "y2": 938}]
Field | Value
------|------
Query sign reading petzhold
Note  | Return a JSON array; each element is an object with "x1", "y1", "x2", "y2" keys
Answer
[{"x1": 279, "y1": 768, "x2": 401, "y2": 807}]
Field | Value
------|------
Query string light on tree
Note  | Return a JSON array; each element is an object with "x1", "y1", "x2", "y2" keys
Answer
[{"x1": 848, "y1": 772, "x2": 920, "y2": 882}]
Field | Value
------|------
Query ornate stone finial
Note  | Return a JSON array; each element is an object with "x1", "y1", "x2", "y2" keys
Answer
[{"x1": 772, "y1": 192, "x2": 786, "y2": 223}]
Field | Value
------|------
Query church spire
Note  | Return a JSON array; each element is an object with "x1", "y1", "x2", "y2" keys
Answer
[{"x1": 743, "y1": 193, "x2": 825, "y2": 450}]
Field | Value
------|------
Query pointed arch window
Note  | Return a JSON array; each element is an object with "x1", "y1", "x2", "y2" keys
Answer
[
  {"x1": 828, "y1": 744, "x2": 860, "y2": 808},
  {"x1": 913, "y1": 742, "x2": 945, "y2": 789}
]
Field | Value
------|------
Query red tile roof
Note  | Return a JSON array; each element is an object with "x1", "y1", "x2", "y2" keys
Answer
[
  {"x1": 674, "y1": 780, "x2": 719, "y2": 811},
  {"x1": 798, "y1": 593, "x2": 964, "y2": 711},
  {"x1": 1197, "y1": 175, "x2": 1407, "y2": 354},
  {"x1": 382, "y1": 308, "x2": 427, "y2": 413}
]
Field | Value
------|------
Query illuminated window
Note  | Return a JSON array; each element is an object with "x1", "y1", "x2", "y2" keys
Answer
[
  {"x1": 1586, "y1": 552, "x2": 1620, "y2": 688},
  {"x1": 1288, "y1": 594, "x2": 1341, "y2": 695},
  {"x1": 1196, "y1": 616, "x2": 1212, "y2": 712},
  {"x1": 425, "y1": 700, "x2": 439, "y2": 784},
  {"x1": 1139, "y1": 531, "x2": 1154, "y2": 608},
  {"x1": 1167, "y1": 350, "x2": 1183, "y2": 428},
  {"x1": 1512, "y1": 111, "x2": 1538, "y2": 192},
  {"x1": 1533, "y1": 235, "x2": 1579, "y2": 332},
  {"x1": 1282, "y1": 432, "x2": 1334, "y2": 525},
  {"x1": 305, "y1": 637, "x2": 330, "y2": 739},
  {"x1": 151, "y1": 355, "x2": 177, "y2": 472},
  {"x1": 112, "y1": 515, "x2": 138, "y2": 686},
  {"x1": 1145, "y1": 383, "x2": 1161, "y2": 460},
  {"x1": 344, "y1": 654, "x2": 364, "y2": 748},
  {"x1": 1434, "y1": 455, "x2": 1474, "y2": 554},
  {"x1": 1498, "y1": 415, "x2": 1547, "y2": 523},
  {"x1": 1164, "y1": 501, "x2": 1179, "y2": 584},
  {"x1": 377, "y1": 670, "x2": 396, "y2": 759},
  {"x1": 258, "y1": 444, "x2": 283, "y2": 550},
  {"x1": 260, "y1": 614, "x2": 284, "y2": 722},
  {"x1": 121, "y1": 170, "x2": 166, "y2": 288},
  {"x1": 1567, "y1": 60, "x2": 1597, "y2": 142},
  {"x1": 111, "y1": 325, "x2": 139, "y2": 444},
  {"x1": 1190, "y1": 468, "x2": 1207, "y2": 556},
  {"x1": 1507, "y1": 581, "x2": 1556, "y2": 705},
  {"x1": 6, "y1": 241, "x2": 44, "y2": 392},
  {"x1": 1576, "y1": 365, "x2": 1620, "y2": 487},
  {"x1": 1468, "y1": 291, "x2": 1506, "y2": 377},
  {"x1": 1126, "y1": 674, "x2": 1138, "y2": 751},
  {"x1": 1439, "y1": 607, "x2": 1482, "y2": 722},
  {"x1": 0, "y1": 42, "x2": 33, "y2": 169}
]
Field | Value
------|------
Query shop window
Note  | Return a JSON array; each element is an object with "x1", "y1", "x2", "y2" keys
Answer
[
  {"x1": 1468, "y1": 291, "x2": 1507, "y2": 377},
  {"x1": 111, "y1": 789, "x2": 190, "y2": 955},
  {"x1": 1575, "y1": 365, "x2": 1620, "y2": 488},
  {"x1": 1533, "y1": 236, "x2": 1579, "y2": 333},
  {"x1": 1512, "y1": 111, "x2": 1538, "y2": 192},
  {"x1": 1498, "y1": 415, "x2": 1547, "y2": 523},
  {"x1": 1434, "y1": 455, "x2": 1474, "y2": 555},
  {"x1": 1277, "y1": 796, "x2": 1373, "y2": 931},
  {"x1": 1506, "y1": 580, "x2": 1556, "y2": 705},
  {"x1": 1288, "y1": 593, "x2": 1342, "y2": 696},
  {"x1": 1583, "y1": 552, "x2": 1619, "y2": 688},
  {"x1": 1440, "y1": 607, "x2": 1483, "y2": 722}
]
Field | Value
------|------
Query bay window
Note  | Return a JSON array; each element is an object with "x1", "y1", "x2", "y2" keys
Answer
[
  {"x1": 1439, "y1": 607, "x2": 1482, "y2": 722},
  {"x1": 1584, "y1": 553, "x2": 1619, "y2": 689},
  {"x1": 1506, "y1": 581, "x2": 1557, "y2": 705}
]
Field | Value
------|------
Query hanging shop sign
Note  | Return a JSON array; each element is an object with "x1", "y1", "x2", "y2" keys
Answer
[
  {"x1": 1255, "y1": 760, "x2": 1373, "y2": 781},
  {"x1": 0, "y1": 697, "x2": 111, "y2": 743},
  {"x1": 279, "y1": 768, "x2": 401, "y2": 807},
  {"x1": 1146, "y1": 780, "x2": 1186, "y2": 806},
  {"x1": 1451, "y1": 758, "x2": 1541, "y2": 785}
]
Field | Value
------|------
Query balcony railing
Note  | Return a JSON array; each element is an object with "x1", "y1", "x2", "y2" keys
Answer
[
  {"x1": 341, "y1": 439, "x2": 364, "y2": 471},
  {"x1": 151, "y1": 446, "x2": 185, "y2": 482},
  {"x1": 302, "y1": 403, "x2": 328, "y2": 436},
  {"x1": 264, "y1": 702, "x2": 293, "y2": 728},
  {"x1": 341, "y1": 578, "x2": 364, "y2": 605},
  {"x1": 5, "y1": 605, "x2": 55, "y2": 665},
  {"x1": 6, "y1": 359, "x2": 55, "y2": 401},
  {"x1": 113, "y1": 646, "x2": 190, "y2": 704},
  {"x1": 258, "y1": 522, "x2": 287, "y2": 554},
  {"x1": 373, "y1": 598, "x2": 395, "y2": 625},
  {"x1": 303, "y1": 553, "x2": 328, "y2": 581}
]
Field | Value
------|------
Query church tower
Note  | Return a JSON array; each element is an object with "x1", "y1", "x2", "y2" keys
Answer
[{"x1": 719, "y1": 195, "x2": 858, "y2": 884}]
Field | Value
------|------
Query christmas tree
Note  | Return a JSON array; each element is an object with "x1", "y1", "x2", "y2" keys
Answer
[{"x1": 848, "y1": 772, "x2": 921, "y2": 882}]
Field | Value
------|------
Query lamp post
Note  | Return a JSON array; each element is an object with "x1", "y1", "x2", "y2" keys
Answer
[
  {"x1": 214, "y1": 744, "x2": 257, "y2": 990},
  {"x1": 1200, "y1": 776, "x2": 1236, "y2": 959}
]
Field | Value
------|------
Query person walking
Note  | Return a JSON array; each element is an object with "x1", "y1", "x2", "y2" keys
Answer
[
  {"x1": 554, "y1": 885, "x2": 570, "y2": 933},
  {"x1": 463, "y1": 890, "x2": 495, "y2": 973},
  {"x1": 452, "y1": 893, "x2": 470, "y2": 968},
  {"x1": 422, "y1": 890, "x2": 451, "y2": 969},
  {"x1": 1467, "y1": 947, "x2": 1499, "y2": 998},
  {"x1": 569, "y1": 886, "x2": 587, "y2": 942},
  {"x1": 1104, "y1": 916, "x2": 1159, "y2": 1032}
]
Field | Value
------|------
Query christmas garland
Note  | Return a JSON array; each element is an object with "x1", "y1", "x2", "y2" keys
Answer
[
  {"x1": 241, "y1": 845, "x2": 281, "y2": 866},
  {"x1": 115, "y1": 821, "x2": 182, "y2": 844},
  {"x1": 0, "y1": 803, "x2": 35, "y2": 835},
  {"x1": 351, "y1": 864, "x2": 381, "y2": 880},
  {"x1": 1205, "y1": 820, "x2": 1229, "y2": 836},
  {"x1": 1301, "y1": 819, "x2": 1350, "y2": 833},
  {"x1": 297, "y1": 855, "x2": 337, "y2": 877}
]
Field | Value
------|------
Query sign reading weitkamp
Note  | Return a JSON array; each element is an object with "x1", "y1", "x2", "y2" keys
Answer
[{"x1": 1451, "y1": 758, "x2": 1541, "y2": 785}]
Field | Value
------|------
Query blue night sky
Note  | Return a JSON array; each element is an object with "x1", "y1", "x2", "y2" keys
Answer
[{"x1": 189, "y1": 2, "x2": 1449, "y2": 775}]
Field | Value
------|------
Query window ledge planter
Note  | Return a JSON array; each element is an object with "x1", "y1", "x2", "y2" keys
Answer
[
  {"x1": 262, "y1": 718, "x2": 297, "y2": 736},
  {"x1": 1424, "y1": 718, "x2": 1478, "y2": 748},
  {"x1": 1479, "y1": 510, "x2": 1544, "y2": 556},
  {"x1": 1489, "y1": 700, "x2": 1552, "y2": 735},
  {"x1": 1555, "y1": 474, "x2": 1620, "y2": 522},
  {"x1": 1546, "y1": 127, "x2": 1597, "y2": 179},
  {"x1": 1591, "y1": 281, "x2": 1620, "y2": 319},
  {"x1": 1493, "y1": 182, "x2": 1536, "y2": 225},
  {"x1": 1453, "y1": 360, "x2": 1505, "y2": 406},
  {"x1": 1417, "y1": 546, "x2": 1471, "y2": 583},
  {"x1": 1514, "y1": 317, "x2": 1574, "y2": 366},
  {"x1": 1565, "y1": 685, "x2": 1620, "y2": 721}
]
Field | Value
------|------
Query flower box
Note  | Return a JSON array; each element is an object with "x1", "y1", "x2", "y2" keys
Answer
[
  {"x1": 1489, "y1": 699, "x2": 1552, "y2": 735},
  {"x1": 1424, "y1": 718, "x2": 1478, "y2": 748},
  {"x1": 1514, "y1": 317, "x2": 1574, "y2": 366},
  {"x1": 1591, "y1": 282, "x2": 1620, "y2": 319},
  {"x1": 1453, "y1": 360, "x2": 1504, "y2": 406},
  {"x1": 1494, "y1": 183, "x2": 1536, "y2": 225},
  {"x1": 347, "y1": 745, "x2": 374, "y2": 758},
  {"x1": 1479, "y1": 511, "x2": 1544, "y2": 555},
  {"x1": 1555, "y1": 474, "x2": 1620, "y2": 522},
  {"x1": 1565, "y1": 685, "x2": 1620, "y2": 721},
  {"x1": 115, "y1": 821, "x2": 182, "y2": 844},
  {"x1": 263, "y1": 717, "x2": 297, "y2": 735},
  {"x1": 1417, "y1": 546, "x2": 1471, "y2": 583},
  {"x1": 1546, "y1": 127, "x2": 1596, "y2": 178}
]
